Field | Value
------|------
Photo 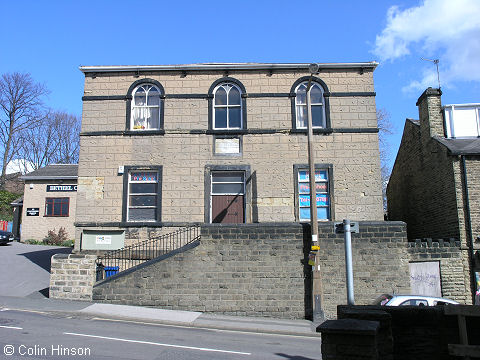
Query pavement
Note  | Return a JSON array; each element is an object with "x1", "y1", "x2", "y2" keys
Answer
[
  {"x1": 0, "y1": 295, "x2": 320, "y2": 337},
  {"x1": 0, "y1": 241, "x2": 72, "y2": 297}
]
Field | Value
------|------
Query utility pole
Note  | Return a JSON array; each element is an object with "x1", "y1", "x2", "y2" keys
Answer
[{"x1": 306, "y1": 63, "x2": 324, "y2": 324}]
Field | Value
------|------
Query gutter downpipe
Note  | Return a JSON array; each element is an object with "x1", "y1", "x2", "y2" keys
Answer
[{"x1": 461, "y1": 155, "x2": 477, "y2": 304}]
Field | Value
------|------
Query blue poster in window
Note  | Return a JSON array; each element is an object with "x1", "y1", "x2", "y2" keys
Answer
[
  {"x1": 299, "y1": 182, "x2": 328, "y2": 194},
  {"x1": 299, "y1": 170, "x2": 327, "y2": 182},
  {"x1": 299, "y1": 171, "x2": 309, "y2": 181},
  {"x1": 300, "y1": 207, "x2": 329, "y2": 220},
  {"x1": 316, "y1": 195, "x2": 329, "y2": 206},
  {"x1": 317, "y1": 207, "x2": 329, "y2": 220},
  {"x1": 299, "y1": 194, "x2": 310, "y2": 206},
  {"x1": 315, "y1": 170, "x2": 327, "y2": 181},
  {"x1": 298, "y1": 183, "x2": 310, "y2": 193},
  {"x1": 300, "y1": 207, "x2": 310, "y2": 220}
]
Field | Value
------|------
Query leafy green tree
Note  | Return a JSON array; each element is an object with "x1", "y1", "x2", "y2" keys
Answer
[{"x1": 0, "y1": 190, "x2": 21, "y2": 221}]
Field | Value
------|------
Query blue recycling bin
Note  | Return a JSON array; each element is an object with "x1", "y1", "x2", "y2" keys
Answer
[{"x1": 104, "y1": 266, "x2": 119, "y2": 278}]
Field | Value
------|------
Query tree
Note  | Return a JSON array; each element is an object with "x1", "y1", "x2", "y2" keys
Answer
[
  {"x1": 19, "y1": 110, "x2": 80, "y2": 170},
  {"x1": 377, "y1": 108, "x2": 394, "y2": 213},
  {"x1": 0, "y1": 73, "x2": 48, "y2": 187}
]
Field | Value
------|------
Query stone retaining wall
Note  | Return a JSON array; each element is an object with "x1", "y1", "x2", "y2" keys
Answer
[
  {"x1": 407, "y1": 238, "x2": 471, "y2": 304},
  {"x1": 92, "y1": 222, "x2": 411, "y2": 319},
  {"x1": 318, "y1": 222, "x2": 411, "y2": 318},
  {"x1": 50, "y1": 254, "x2": 97, "y2": 300}
]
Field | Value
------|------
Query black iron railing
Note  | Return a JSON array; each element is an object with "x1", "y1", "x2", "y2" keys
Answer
[{"x1": 95, "y1": 225, "x2": 200, "y2": 281}]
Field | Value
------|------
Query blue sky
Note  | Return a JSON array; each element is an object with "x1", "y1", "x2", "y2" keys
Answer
[{"x1": 1, "y1": 0, "x2": 479, "y2": 169}]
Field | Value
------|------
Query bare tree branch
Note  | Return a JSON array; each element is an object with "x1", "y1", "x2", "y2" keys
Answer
[
  {"x1": 377, "y1": 108, "x2": 394, "y2": 213},
  {"x1": 18, "y1": 110, "x2": 80, "y2": 170},
  {"x1": 0, "y1": 73, "x2": 49, "y2": 187}
]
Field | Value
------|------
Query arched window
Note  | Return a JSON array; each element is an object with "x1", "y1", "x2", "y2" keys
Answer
[
  {"x1": 131, "y1": 84, "x2": 161, "y2": 130},
  {"x1": 295, "y1": 82, "x2": 326, "y2": 129},
  {"x1": 213, "y1": 83, "x2": 243, "y2": 130}
]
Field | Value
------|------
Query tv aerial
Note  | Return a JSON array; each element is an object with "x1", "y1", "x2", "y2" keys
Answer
[{"x1": 421, "y1": 58, "x2": 441, "y2": 90}]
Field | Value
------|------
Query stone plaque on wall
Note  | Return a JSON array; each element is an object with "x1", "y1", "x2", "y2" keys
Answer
[{"x1": 214, "y1": 138, "x2": 240, "y2": 155}]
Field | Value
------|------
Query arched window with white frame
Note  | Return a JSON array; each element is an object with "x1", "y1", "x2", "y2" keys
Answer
[
  {"x1": 213, "y1": 83, "x2": 243, "y2": 130},
  {"x1": 294, "y1": 81, "x2": 326, "y2": 129},
  {"x1": 131, "y1": 84, "x2": 161, "y2": 130}
]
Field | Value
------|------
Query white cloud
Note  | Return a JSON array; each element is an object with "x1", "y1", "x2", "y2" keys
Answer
[
  {"x1": 6, "y1": 159, "x2": 34, "y2": 175},
  {"x1": 373, "y1": 0, "x2": 480, "y2": 91}
]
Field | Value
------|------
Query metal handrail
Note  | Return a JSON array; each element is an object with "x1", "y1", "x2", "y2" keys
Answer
[{"x1": 95, "y1": 225, "x2": 200, "y2": 281}]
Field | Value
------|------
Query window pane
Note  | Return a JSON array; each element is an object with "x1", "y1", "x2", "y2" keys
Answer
[
  {"x1": 298, "y1": 182, "x2": 329, "y2": 194},
  {"x1": 215, "y1": 87, "x2": 227, "y2": 105},
  {"x1": 299, "y1": 183, "x2": 309, "y2": 193},
  {"x1": 131, "y1": 172, "x2": 157, "y2": 182},
  {"x1": 46, "y1": 202, "x2": 52, "y2": 216},
  {"x1": 310, "y1": 84, "x2": 323, "y2": 103},
  {"x1": 315, "y1": 170, "x2": 328, "y2": 181},
  {"x1": 298, "y1": 170, "x2": 309, "y2": 181},
  {"x1": 212, "y1": 173, "x2": 244, "y2": 183},
  {"x1": 61, "y1": 202, "x2": 69, "y2": 216},
  {"x1": 296, "y1": 105, "x2": 307, "y2": 128},
  {"x1": 146, "y1": 108, "x2": 159, "y2": 129},
  {"x1": 317, "y1": 207, "x2": 329, "y2": 220},
  {"x1": 300, "y1": 206, "x2": 329, "y2": 220},
  {"x1": 316, "y1": 182, "x2": 328, "y2": 193},
  {"x1": 54, "y1": 202, "x2": 61, "y2": 215},
  {"x1": 215, "y1": 108, "x2": 227, "y2": 128},
  {"x1": 148, "y1": 94, "x2": 160, "y2": 106},
  {"x1": 296, "y1": 84, "x2": 306, "y2": 104},
  {"x1": 212, "y1": 183, "x2": 244, "y2": 194},
  {"x1": 134, "y1": 91, "x2": 146, "y2": 106},
  {"x1": 128, "y1": 208, "x2": 156, "y2": 221},
  {"x1": 130, "y1": 195, "x2": 157, "y2": 207},
  {"x1": 132, "y1": 108, "x2": 145, "y2": 129},
  {"x1": 316, "y1": 194, "x2": 329, "y2": 206},
  {"x1": 299, "y1": 194, "x2": 310, "y2": 207},
  {"x1": 312, "y1": 105, "x2": 325, "y2": 127},
  {"x1": 300, "y1": 170, "x2": 328, "y2": 182},
  {"x1": 229, "y1": 107, "x2": 241, "y2": 128},
  {"x1": 228, "y1": 86, "x2": 241, "y2": 105},
  {"x1": 299, "y1": 207, "x2": 310, "y2": 220},
  {"x1": 130, "y1": 183, "x2": 157, "y2": 194}
]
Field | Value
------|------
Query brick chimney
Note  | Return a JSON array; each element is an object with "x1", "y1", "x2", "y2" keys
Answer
[{"x1": 416, "y1": 87, "x2": 444, "y2": 140}]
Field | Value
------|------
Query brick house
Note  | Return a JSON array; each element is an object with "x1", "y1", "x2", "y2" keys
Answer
[
  {"x1": 387, "y1": 88, "x2": 480, "y2": 304},
  {"x1": 74, "y1": 62, "x2": 384, "y2": 251},
  {"x1": 20, "y1": 164, "x2": 78, "y2": 242}
]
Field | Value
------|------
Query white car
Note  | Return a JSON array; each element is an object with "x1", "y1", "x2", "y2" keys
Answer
[{"x1": 372, "y1": 294, "x2": 459, "y2": 306}]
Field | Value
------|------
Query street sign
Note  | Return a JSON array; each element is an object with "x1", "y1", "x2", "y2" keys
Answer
[
  {"x1": 26, "y1": 208, "x2": 39, "y2": 216},
  {"x1": 334, "y1": 221, "x2": 359, "y2": 233},
  {"x1": 46, "y1": 185, "x2": 77, "y2": 192}
]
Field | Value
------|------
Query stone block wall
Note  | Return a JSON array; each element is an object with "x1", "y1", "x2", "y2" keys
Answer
[
  {"x1": 318, "y1": 222, "x2": 410, "y2": 318},
  {"x1": 387, "y1": 120, "x2": 461, "y2": 241},
  {"x1": 93, "y1": 224, "x2": 309, "y2": 319},
  {"x1": 92, "y1": 222, "x2": 411, "y2": 320},
  {"x1": 407, "y1": 239, "x2": 471, "y2": 304},
  {"x1": 50, "y1": 254, "x2": 97, "y2": 300},
  {"x1": 457, "y1": 156, "x2": 480, "y2": 245},
  {"x1": 330, "y1": 305, "x2": 480, "y2": 360}
]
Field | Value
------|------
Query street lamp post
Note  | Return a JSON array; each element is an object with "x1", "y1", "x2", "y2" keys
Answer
[{"x1": 306, "y1": 63, "x2": 324, "y2": 323}]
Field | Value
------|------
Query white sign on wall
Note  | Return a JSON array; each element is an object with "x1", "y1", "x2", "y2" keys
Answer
[
  {"x1": 409, "y1": 261, "x2": 441, "y2": 297},
  {"x1": 95, "y1": 235, "x2": 112, "y2": 245},
  {"x1": 215, "y1": 138, "x2": 240, "y2": 154}
]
